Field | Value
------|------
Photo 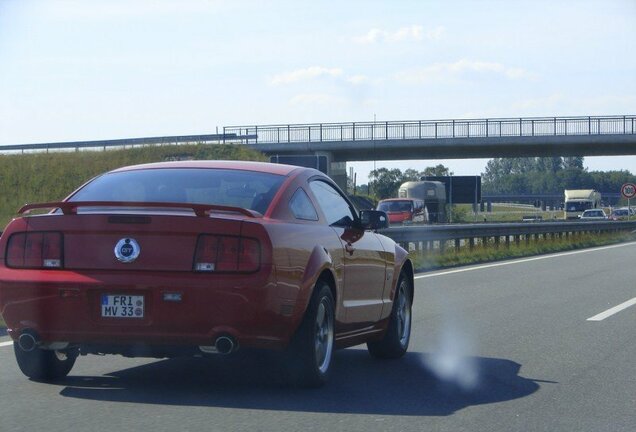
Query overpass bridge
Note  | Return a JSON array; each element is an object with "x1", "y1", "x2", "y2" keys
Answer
[
  {"x1": 226, "y1": 115, "x2": 636, "y2": 160},
  {"x1": 2, "y1": 115, "x2": 635, "y2": 190},
  {"x1": 226, "y1": 114, "x2": 636, "y2": 188}
]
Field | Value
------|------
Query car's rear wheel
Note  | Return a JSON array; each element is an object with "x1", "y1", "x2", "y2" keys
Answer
[
  {"x1": 367, "y1": 272, "x2": 412, "y2": 359},
  {"x1": 14, "y1": 342, "x2": 78, "y2": 381},
  {"x1": 286, "y1": 281, "x2": 335, "y2": 387}
]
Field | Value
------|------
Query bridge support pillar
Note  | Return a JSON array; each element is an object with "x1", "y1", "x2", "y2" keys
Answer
[
  {"x1": 314, "y1": 152, "x2": 348, "y2": 192},
  {"x1": 330, "y1": 161, "x2": 348, "y2": 192}
]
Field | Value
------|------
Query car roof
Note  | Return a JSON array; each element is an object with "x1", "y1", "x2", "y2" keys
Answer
[{"x1": 109, "y1": 160, "x2": 302, "y2": 176}]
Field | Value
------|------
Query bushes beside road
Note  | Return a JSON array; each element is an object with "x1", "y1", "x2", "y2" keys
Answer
[{"x1": 410, "y1": 231, "x2": 631, "y2": 272}]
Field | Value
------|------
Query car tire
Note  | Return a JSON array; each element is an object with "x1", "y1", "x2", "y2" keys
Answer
[
  {"x1": 367, "y1": 272, "x2": 412, "y2": 359},
  {"x1": 13, "y1": 342, "x2": 78, "y2": 381},
  {"x1": 286, "y1": 281, "x2": 335, "y2": 387}
]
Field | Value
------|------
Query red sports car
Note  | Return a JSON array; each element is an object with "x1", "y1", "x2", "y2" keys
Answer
[{"x1": 0, "y1": 161, "x2": 413, "y2": 386}]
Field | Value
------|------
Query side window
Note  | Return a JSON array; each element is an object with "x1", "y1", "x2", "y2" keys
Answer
[
  {"x1": 309, "y1": 180, "x2": 356, "y2": 226},
  {"x1": 289, "y1": 188, "x2": 319, "y2": 221}
]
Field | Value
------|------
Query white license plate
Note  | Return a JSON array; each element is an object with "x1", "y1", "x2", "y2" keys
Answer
[{"x1": 101, "y1": 295, "x2": 145, "y2": 318}]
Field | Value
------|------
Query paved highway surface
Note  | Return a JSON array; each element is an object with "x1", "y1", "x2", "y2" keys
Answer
[{"x1": 1, "y1": 242, "x2": 636, "y2": 432}]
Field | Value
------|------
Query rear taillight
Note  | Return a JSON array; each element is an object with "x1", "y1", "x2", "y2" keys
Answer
[
  {"x1": 6, "y1": 232, "x2": 63, "y2": 269},
  {"x1": 194, "y1": 235, "x2": 261, "y2": 273}
]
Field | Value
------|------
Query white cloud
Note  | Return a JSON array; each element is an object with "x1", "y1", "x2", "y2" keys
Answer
[
  {"x1": 512, "y1": 94, "x2": 636, "y2": 116},
  {"x1": 395, "y1": 59, "x2": 537, "y2": 83},
  {"x1": 270, "y1": 66, "x2": 344, "y2": 85},
  {"x1": 512, "y1": 94, "x2": 564, "y2": 111},
  {"x1": 271, "y1": 68, "x2": 382, "y2": 87},
  {"x1": 289, "y1": 93, "x2": 348, "y2": 106},
  {"x1": 354, "y1": 25, "x2": 444, "y2": 44},
  {"x1": 346, "y1": 74, "x2": 373, "y2": 85}
]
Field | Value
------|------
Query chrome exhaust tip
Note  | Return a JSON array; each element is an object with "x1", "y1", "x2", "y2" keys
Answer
[
  {"x1": 215, "y1": 336, "x2": 236, "y2": 355},
  {"x1": 18, "y1": 332, "x2": 39, "y2": 352}
]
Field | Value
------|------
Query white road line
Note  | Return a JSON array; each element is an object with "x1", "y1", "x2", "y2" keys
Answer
[
  {"x1": 0, "y1": 341, "x2": 13, "y2": 348},
  {"x1": 414, "y1": 241, "x2": 636, "y2": 279},
  {"x1": 587, "y1": 297, "x2": 636, "y2": 321}
]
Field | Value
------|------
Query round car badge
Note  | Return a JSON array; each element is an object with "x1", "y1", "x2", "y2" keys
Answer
[{"x1": 114, "y1": 238, "x2": 141, "y2": 263}]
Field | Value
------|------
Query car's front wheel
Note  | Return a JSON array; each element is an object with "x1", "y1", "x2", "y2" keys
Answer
[
  {"x1": 367, "y1": 272, "x2": 412, "y2": 359},
  {"x1": 14, "y1": 342, "x2": 78, "y2": 381},
  {"x1": 286, "y1": 281, "x2": 335, "y2": 387}
]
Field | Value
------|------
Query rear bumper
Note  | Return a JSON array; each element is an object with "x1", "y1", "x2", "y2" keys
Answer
[{"x1": 0, "y1": 267, "x2": 302, "y2": 352}]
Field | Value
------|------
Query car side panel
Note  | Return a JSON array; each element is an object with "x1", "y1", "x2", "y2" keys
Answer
[
  {"x1": 333, "y1": 226, "x2": 387, "y2": 325},
  {"x1": 261, "y1": 222, "x2": 347, "y2": 332}
]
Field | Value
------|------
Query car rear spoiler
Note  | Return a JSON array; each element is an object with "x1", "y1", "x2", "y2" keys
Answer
[{"x1": 18, "y1": 201, "x2": 262, "y2": 218}]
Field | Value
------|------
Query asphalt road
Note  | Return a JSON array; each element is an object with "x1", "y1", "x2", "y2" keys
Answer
[{"x1": 2, "y1": 242, "x2": 636, "y2": 432}]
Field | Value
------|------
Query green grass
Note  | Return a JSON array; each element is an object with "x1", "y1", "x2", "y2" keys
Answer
[
  {"x1": 410, "y1": 231, "x2": 631, "y2": 272},
  {"x1": 0, "y1": 315, "x2": 5, "y2": 329},
  {"x1": 0, "y1": 143, "x2": 267, "y2": 227}
]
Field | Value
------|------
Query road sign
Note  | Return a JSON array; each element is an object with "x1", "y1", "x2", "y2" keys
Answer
[{"x1": 621, "y1": 183, "x2": 636, "y2": 199}]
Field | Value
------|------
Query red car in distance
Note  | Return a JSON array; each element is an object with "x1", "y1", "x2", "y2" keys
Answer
[
  {"x1": 0, "y1": 161, "x2": 413, "y2": 387},
  {"x1": 376, "y1": 198, "x2": 428, "y2": 225}
]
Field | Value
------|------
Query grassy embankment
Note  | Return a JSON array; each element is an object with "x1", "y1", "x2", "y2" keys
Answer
[
  {"x1": 0, "y1": 144, "x2": 266, "y2": 227},
  {"x1": 452, "y1": 203, "x2": 565, "y2": 223}
]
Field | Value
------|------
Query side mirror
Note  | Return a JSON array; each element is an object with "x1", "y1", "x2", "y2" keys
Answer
[{"x1": 360, "y1": 210, "x2": 389, "y2": 230}]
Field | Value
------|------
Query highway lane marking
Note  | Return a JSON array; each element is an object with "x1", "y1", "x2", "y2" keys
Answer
[
  {"x1": 587, "y1": 297, "x2": 636, "y2": 321},
  {"x1": 0, "y1": 341, "x2": 13, "y2": 348},
  {"x1": 414, "y1": 241, "x2": 636, "y2": 279}
]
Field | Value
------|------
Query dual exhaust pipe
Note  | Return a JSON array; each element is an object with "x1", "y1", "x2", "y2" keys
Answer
[{"x1": 19, "y1": 330, "x2": 237, "y2": 355}]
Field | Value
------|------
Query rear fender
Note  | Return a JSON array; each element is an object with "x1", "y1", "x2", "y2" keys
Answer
[
  {"x1": 390, "y1": 245, "x2": 413, "y2": 304},
  {"x1": 297, "y1": 245, "x2": 336, "y2": 317}
]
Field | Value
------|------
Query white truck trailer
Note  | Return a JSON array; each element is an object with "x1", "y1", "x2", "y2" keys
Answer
[{"x1": 564, "y1": 189, "x2": 602, "y2": 219}]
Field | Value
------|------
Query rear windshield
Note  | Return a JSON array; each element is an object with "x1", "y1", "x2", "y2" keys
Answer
[
  {"x1": 70, "y1": 168, "x2": 285, "y2": 213},
  {"x1": 566, "y1": 201, "x2": 592, "y2": 212},
  {"x1": 377, "y1": 201, "x2": 414, "y2": 213},
  {"x1": 584, "y1": 210, "x2": 604, "y2": 217}
]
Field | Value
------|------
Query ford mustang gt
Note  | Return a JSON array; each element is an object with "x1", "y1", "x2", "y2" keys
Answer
[{"x1": 0, "y1": 161, "x2": 413, "y2": 386}]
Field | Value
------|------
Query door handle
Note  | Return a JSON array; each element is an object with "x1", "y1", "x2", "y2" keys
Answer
[{"x1": 345, "y1": 243, "x2": 355, "y2": 255}]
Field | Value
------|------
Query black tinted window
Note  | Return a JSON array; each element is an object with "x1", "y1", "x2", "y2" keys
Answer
[
  {"x1": 70, "y1": 168, "x2": 285, "y2": 212},
  {"x1": 309, "y1": 180, "x2": 355, "y2": 226}
]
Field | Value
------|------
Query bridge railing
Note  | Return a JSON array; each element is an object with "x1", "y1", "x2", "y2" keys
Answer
[{"x1": 224, "y1": 115, "x2": 636, "y2": 144}]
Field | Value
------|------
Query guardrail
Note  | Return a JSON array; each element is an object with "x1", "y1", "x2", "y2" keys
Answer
[
  {"x1": 379, "y1": 220, "x2": 636, "y2": 252},
  {"x1": 225, "y1": 115, "x2": 636, "y2": 144},
  {"x1": 0, "y1": 133, "x2": 255, "y2": 154}
]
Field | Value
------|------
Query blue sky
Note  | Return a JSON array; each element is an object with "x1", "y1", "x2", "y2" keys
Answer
[{"x1": 1, "y1": 0, "x2": 635, "y2": 181}]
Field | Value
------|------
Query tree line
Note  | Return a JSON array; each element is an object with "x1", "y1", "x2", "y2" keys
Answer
[
  {"x1": 482, "y1": 157, "x2": 636, "y2": 195},
  {"x1": 364, "y1": 164, "x2": 452, "y2": 199},
  {"x1": 361, "y1": 157, "x2": 636, "y2": 200}
]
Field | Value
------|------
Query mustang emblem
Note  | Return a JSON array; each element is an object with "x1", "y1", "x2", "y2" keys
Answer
[{"x1": 114, "y1": 238, "x2": 141, "y2": 263}]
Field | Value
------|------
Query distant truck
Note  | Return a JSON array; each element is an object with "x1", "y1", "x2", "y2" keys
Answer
[
  {"x1": 398, "y1": 181, "x2": 446, "y2": 223},
  {"x1": 376, "y1": 198, "x2": 428, "y2": 225},
  {"x1": 564, "y1": 189, "x2": 602, "y2": 219}
]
